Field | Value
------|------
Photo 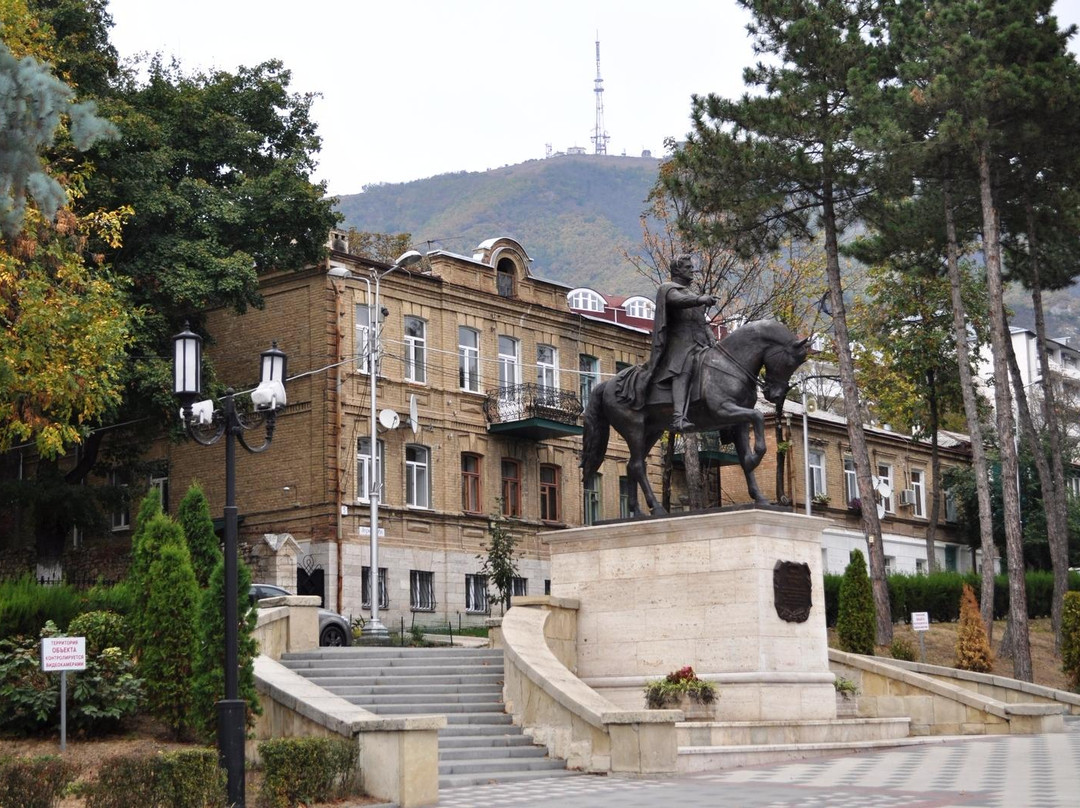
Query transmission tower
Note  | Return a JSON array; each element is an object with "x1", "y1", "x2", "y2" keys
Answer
[{"x1": 591, "y1": 35, "x2": 609, "y2": 155}]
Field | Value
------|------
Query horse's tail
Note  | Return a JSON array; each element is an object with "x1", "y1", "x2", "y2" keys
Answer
[{"x1": 579, "y1": 380, "x2": 611, "y2": 479}]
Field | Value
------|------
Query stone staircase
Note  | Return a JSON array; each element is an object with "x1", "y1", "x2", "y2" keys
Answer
[{"x1": 278, "y1": 646, "x2": 577, "y2": 788}]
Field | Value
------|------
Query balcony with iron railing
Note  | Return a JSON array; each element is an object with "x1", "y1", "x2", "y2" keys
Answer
[
  {"x1": 673, "y1": 431, "x2": 739, "y2": 466},
  {"x1": 482, "y1": 383, "x2": 584, "y2": 440}
]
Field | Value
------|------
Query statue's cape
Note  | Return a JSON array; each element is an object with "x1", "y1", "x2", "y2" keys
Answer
[{"x1": 615, "y1": 282, "x2": 682, "y2": 408}]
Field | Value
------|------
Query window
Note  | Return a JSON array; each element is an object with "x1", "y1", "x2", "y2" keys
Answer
[
  {"x1": 540, "y1": 464, "x2": 560, "y2": 523},
  {"x1": 584, "y1": 472, "x2": 602, "y2": 526},
  {"x1": 458, "y1": 326, "x2": 480, "y2": 392},
  {"x1": 877, "y1": 463, "x2": 894, "y2": 513},
  {"x1": 579, "y1": 355, "x2": 600, "y2": 407},
  {"x1": 536, "y1": 344, "x2": 559, "y2": 403},
  {"x1": 498, "y1": 336, "x2": 521, "y2": 389},
  {"x1": 624, "y1": 297, "x2": 655, "y2": 319},
  {"x1": 362, "y1": 566, "x2": 388, "y2": 609},
  {"x1": 544, "y1": 579, "x2": 551, "y2": 595},
  {"x1": 109, "y1": 470, "x2": 130, "y2": 531},
  {"x1": 405, "y1": 445, "x2": 431, "y2": 509},
  {"x1": 808, "y1": 450, "x2": 826, "y2": 499},
  {"x1": 910, "y1": 468, "x2": 926, "y2": 518},
  {"x1": 615, "y1": 361, "x2": 631, "y2": 374},
  {"x1": 511, "y1": 577, "x2": 528, "y2": 598},
  {"x1": 501, "y1": 459, "x2": 522, "y2": 517},
  {"x1": 885, "y1": 555, "x2": 896, "y2": 575},
  {"x1": 944, "y1": 487, "x2": 959, "y2": 523},
  {"x1": 1069, "y1": 476, "x2": 1080, "y2": 499},
  {"x1": 944, "y1": 545, "x2": 958, "y2": 572},
  {"x1": 357, "y1": 438, "x2": 385, "y2": 503},
  {"x1": 356, "y1": 304, "x2": 371, "y2": 374},
  {"x1": 462, "y1": 453, "x2": 482, "y2": 514},
  {"x1": 619, "y1": 476, "x2": 632, "y2": 519},
  {"x1": 410, "y1": 570, "x2": 436, "y2": 611},
  {"x1": 465, "y1": 574, "x2": 489, "y2": 613},
  {"x1": 567, "y1": 288, "x2": 604, "y2": 312},
  {"x1": 404, "y1": 316, "x2": 427, "y2": 383},
  {"x1": 497, "y1": 258, "x2": 516, "y2": 297},
  {"x1": 150, "y1": 472, "x2": 170, "y2": 515},
  {"x1": 844, "y1": 457, "x2": 858, "y2": 505},
  {"x1": 916, "y1": 558, "x2": 927, "y2": 575}
]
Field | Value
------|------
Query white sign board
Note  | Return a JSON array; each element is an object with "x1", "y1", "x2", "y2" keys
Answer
[
  {"x1": 911, "y1": 612, "x2": 930, "y2": 632},
  {"x1": 41, "y1": 637, "x2": 87, "y2": 671}
]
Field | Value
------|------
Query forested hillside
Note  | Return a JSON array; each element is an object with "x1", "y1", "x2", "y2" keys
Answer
[{"x1": 335, "y1": 154, "x2": 661, "y2": 294}]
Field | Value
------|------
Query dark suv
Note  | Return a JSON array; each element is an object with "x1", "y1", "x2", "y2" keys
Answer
[{"x1": 249, "y1": 584, "x2": 351, "y2": 647}]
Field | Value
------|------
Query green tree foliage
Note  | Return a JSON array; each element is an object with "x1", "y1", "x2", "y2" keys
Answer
[
  {"x1": 478, "y1": 513, "x2": 518, "y2": 614},
  {"x1": 140, "y1": 536, "x2": 199, "y2": 738},
  {"x1": 176, "y1": 482, "x2": 221, "y2": 588},
  {"x1": 190, "y1": 556, "x2": 260, "y2": 742},
  {"x1": 837, "y1": 549, "x2": 876, "y2": 655},
  {"x1": 127, "y1": 487, "x2": 163, "y2": 592}
]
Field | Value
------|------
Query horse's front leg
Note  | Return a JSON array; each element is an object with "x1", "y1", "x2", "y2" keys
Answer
[
  {"x1": 629, "y1": 453, "x2": 665, "y2": 517},
  {"x1": 732, "y1": 424, "x2": 769, "y2": 504},
  {"x1": 750, "y1": 409, "x2": 766, "y2": 460}
]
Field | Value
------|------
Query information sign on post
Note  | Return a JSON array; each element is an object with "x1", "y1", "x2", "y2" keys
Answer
[
  {"x1": 910, "y1": 612, "x2": 929, "y2": 663},
  {"x1": 41, "y1": 636, "x2": 86, "y2": 752}
]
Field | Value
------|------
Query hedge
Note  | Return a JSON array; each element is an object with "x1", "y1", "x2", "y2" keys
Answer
[
  {"x1": 84, "y1": 749, "x2": 225, "y2": 808},
  {"x1": 823, "y1": 569, "x2": 1080, "y2": 627}
]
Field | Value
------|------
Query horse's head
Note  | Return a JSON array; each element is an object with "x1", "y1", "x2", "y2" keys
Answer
[{"x1": 761, "y1": 332, "x2": 812, "y2": 404}]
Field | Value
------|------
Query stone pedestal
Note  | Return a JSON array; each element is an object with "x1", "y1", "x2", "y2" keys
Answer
[{"x1": 543, "y1": 509, "x2": 835, "y2": 721}]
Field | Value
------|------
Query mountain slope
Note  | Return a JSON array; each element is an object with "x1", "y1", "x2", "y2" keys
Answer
[{"x1": 334, "y1": 154, "x2": 661, "y2": 294}]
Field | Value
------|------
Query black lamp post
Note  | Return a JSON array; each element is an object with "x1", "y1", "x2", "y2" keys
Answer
[{"x1": 173, "y1": 323, "x2": 286, "y2": 808}]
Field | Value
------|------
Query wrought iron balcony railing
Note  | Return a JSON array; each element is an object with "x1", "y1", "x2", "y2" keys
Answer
[{"x1": 483, "y1": 383, "x2": 583, "y2": 427}]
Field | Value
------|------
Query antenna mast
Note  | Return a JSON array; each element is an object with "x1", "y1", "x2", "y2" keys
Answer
[{"x1": 591, "y1": 34, "x2": 609, "y2": 155}]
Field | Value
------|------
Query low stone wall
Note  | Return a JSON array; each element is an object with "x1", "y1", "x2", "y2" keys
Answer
[
  {"x1": 829, "y1": 649, "x2": 1066, "y2": 735},
  {"x1": 499, "y1": 597, "x2": 680, "y2": 775},
  {"x1": 251, "y1": 595, "x2": 319, "y2": 660}
]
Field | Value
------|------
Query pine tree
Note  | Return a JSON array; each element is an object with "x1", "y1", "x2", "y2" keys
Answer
[
  {"x1": 837, "y1": 549, "x2": 876, "y2": 655},
  {"x1": 177, "y1": 482, "x2": 221, "y2": 588},
  {"x1": 955, "y1": 583, "x2": 994, "y2": 673},
  {"x1": 190, "y1": 556, "x2": 260, "y2": 743},
  {"x1": 140, "y1": 531, "x2": 200, "y2": 738},
  {"x1": 127, "y1": 487, "x2": 163, "y2": 589}
]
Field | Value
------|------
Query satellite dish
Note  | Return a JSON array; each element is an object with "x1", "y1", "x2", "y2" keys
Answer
[
  {"x1": 872, "y1": 476, "x2": 892, "y2": 499},
  {"x1": 805, "y1": 396, "x2": 818, "y2": 413},
  {"x1": 378, "y1": 408, "x2": 400, "y2": 430},
  {"x1": 876, "y1": 502, "x2": 886, "y2": 520},
  {"x1": 408, "y1": 394, "x2": 419, "y2": 435}
]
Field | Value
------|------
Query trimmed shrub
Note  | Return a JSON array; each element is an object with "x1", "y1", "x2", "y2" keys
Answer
[
  {"x1": 177, "y1": 482, "x2": 221, "y2": 589},
  {"x1": 257, "y1": 737, "x2": 358, "y2": 808},
  {"x1": 836, "y1": 549, "x2": 875, "y2": 655},
  {"x1": 85, "y1": 749, "x2": 225, "y2": 808},
  {"x1": 140, "y1": 537, "x2": 199, "y2": 738},
  {"x1": 0, "y1": 575, "x2": 82, "y2": 639},
  {"x1": 890, "y1": 636, "x2": 917, "y2": 662},
  {"x1": 67, "y1": 610, "x2": 129, "y2": 656},
  {"x1": 0, "y1": 755, "x2": 77, "y2": 808},
  {"x1": 1062, "y1": 591, "x2": 1080, "y2": 692},
  {"x1": 955, "y1": 583, "x2": 994, "y2": 673},
  {"x1": 0, "y1": 632, "x2": 59, "y2": 734}
]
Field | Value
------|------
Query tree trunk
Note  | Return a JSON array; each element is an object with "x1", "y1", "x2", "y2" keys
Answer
[
  {"x1": 662, "y1": 433, "x2": 674, "y2": 513},
  {"x1": 774, "y1": 401, "x2": 788, "y2": 505},
  {"x1": 943, "y1": 183, "x2": 997, "y2": 641},
  {"x1": 925, "y1": 368, "x2": 941, "y2": 574},
  {"x1": 821, "y1": 182, "x2": 892, "y2": 645},
  {"x1": 979, "y1": 146, "x2": 1031, "y2": 681},
  {"x1": 1023, "y1": 197, "x2": 1070, "y2": 654},
  {"x1": 683, "y1": 432, "x2": 706, "y2": 511}
]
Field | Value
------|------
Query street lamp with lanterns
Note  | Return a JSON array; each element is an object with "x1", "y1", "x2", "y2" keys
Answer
[{"x1": 172, "y1": 322, "x2": 287, "y2": 808}]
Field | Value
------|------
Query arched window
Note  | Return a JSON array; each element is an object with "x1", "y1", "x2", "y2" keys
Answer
[
  {"x1": 624, "y1": 297, "x2": 655, "y2": 320},
  {"x1": 497, "y1": 257, "x2": 516, "y2": 297},
  {"x1": 567, "y1": 288, "x2": 604, "y2": 312}
]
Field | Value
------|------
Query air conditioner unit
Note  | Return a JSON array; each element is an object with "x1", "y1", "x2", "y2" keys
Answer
[{"x1": 898, "y1": 489, "x2": 917, "y2": 507}]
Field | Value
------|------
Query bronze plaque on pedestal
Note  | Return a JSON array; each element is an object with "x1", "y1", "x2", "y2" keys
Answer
[{"x1": 773, "y1": 560, "x2": 812, "y2": 622}]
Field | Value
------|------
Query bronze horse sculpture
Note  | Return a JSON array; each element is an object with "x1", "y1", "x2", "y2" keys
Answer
[{"x1": 580, "y1": 320, "x2": 810, "y2": 517}]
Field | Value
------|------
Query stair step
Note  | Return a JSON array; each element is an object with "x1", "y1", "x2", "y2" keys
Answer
[
  {"x1": 440, "y1": 745, "x2": 549, "y2": 762},
  {"x1": 439, "y1": 734, "x2": 537, "y2": 748},
  {"x1": 439, "y1": 768, "x2": 583, "y2": 789},
  {"x1": 438, "y1": 756, "x2": 569, "y2": 776}
]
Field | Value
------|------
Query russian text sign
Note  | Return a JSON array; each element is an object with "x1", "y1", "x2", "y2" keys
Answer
[
  {"x1": 41, "y1": 637, "x2": 87, "y2": 671},
  {"x1": 911, "y1": 612, "x2": 930, "y2": 632}
]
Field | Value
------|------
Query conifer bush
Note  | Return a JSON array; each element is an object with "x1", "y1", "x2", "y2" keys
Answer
[
  {"x1": 1062, "y1": 591, "x2": 1080, "y2": 692},
  {"x1": 836, "y1": 549, "x2": 875, "y2": 655},
  {"x1": 954, "y1": 583, "x2": 993, "y2": 673},
  {"x1": 177, "y1": 482, "x2": 221, "y2": 589}
]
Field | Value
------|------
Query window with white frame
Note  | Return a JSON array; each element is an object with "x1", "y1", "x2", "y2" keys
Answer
[
  {"x1": 150, "y1": 471, "x2": 169, "y2": 515},
  {"x1": 808, "y1": 450, "x2": 826, "y2": 499},
  {"x1": 355, "y1": 304, "x2": 371, "y2": 374},
  {"x1": 511, "y1": 577, "x2": 528, "y2": 598},
  {"x1": 458, "y1": 326, "x2": 480, "y2": 392},
  {"x1": 916, "y1": 558, "x2": 927, "y2": 575},
  {"x1": 109, "y1": 470, "x2": 130, "y2": 531},
  {"x1": 567, "y1": 288, "x2": 604, "y2": 312},
  {"x1": 404, "y1": 316, "x2": 427, "y2": 383},
  {"x1": 844, "y1": 457, "x2": 858, "y2": 505},
  {"x1": 579, "y1": 354, "x2": 600, "y2": 407},
  {"x1": 410, "y1": 570, "x2": 436, "y2": 611},
  {"x1": 465, "y1": 573, "x2": 489, "y2": 613},
  {"x1": 885, "y1": 555, "x2": 896, "y2": 575},
  {"x1": 497, "y1": 336, "x2": 521, "y2": 389},
  {"x1": 877, "y1": 463, "x2": 894, "y2": 513},
  {"x1": 1068, "y1": 476, "x2": 1080, "y2": 499},
  {"x1": 357, "y1": 438, "x2": 385, "y2": 503},
  {"x1": 619, "y1": 476, "x2": 632, "y2": 519},
  {"x1": 584, "y1": 472, "x2": 602, "y2": 526},
  {"x1": 624, "y1": 297, "x2": 655, "y2": 319},
  {"x1": 405, "y1": 444, "x2": 431, "y2": 509},
  {"x1": 910, "y1": 468, "x2": 926, "y2": 518},
  {"x1": 362, "y1": 566, "x2": 388, "y2": 609},
  {"x1": 536, "y1": 344, "x2": 558, "y2": 403}
]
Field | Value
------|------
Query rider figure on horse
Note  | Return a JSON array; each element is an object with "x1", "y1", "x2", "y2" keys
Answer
[{"x1": 615, "y1": 254, "x2": 718, "y2": 431}]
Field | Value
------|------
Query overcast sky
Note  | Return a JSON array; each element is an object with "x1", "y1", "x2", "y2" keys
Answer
[{"x1": 106, "y1": 0, "x2": 1080, "y2": 198}]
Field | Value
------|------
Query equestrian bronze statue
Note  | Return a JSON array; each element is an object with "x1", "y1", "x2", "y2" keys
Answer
[{"x1": 580, "y1": 258, "x2": 810, "y2": 517}]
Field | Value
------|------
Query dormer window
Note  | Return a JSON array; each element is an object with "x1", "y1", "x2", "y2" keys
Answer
[
  {"x1": 497, "y1": 258, "x2": 516, "y2": 297},
  {"x1": 624, "y1": 297, "x2": 655, "y2": 320},
  {"x1": 568, "y1": 288, "x2": 604, "y2": 312}
]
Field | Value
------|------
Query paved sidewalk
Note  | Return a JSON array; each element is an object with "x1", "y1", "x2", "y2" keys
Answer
[{"x1": 434, "y1": 717, "x2": 1080, "y2": 807}]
